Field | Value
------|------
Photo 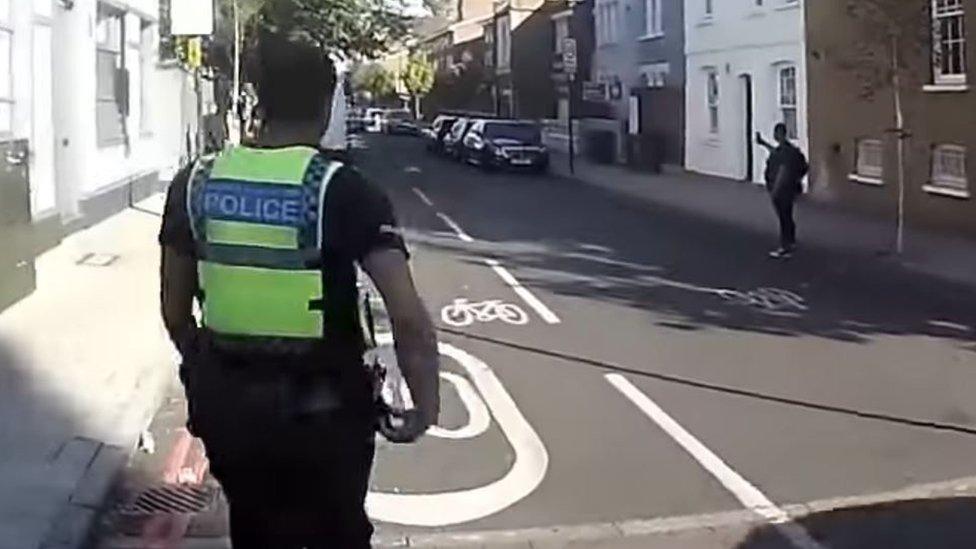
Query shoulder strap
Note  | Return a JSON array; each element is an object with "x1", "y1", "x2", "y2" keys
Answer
[{"x1": 315, "y1": 158, "x2": 345, "y2": 250}]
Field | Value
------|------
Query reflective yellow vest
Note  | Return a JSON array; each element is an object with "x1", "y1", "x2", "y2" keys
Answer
[{"x1": 186, "y1": 146, "x2": 343, "y2": 340}]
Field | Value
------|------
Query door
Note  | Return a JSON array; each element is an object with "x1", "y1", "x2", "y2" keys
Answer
[
  {"x1": 31, "y1": 1, "x2": 55, "y2": 216},
  {"x1": 740, "y1": 74, "x2": 754, "y2": 182},
  {"x1": 0, "y1": 139, "x2": 36, "y2": 311}
]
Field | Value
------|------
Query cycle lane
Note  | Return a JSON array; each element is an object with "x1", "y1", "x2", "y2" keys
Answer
[
  {"x1": 375, "y1": 136, "x2": 976, "y2": 528},
  {"x1": 366, "y1": 167, "x2": 743, "y2": 536}
]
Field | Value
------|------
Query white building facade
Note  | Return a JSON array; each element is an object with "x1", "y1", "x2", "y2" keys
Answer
[
  {"x1": 3, "y1": 0, "x2": 197, "y2": 243},
  {"x1": 683, "y1": 0, "x2": 807, "y2": 183}
]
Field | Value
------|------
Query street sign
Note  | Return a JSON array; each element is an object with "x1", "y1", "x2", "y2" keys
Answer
[
  {"x1": 171, "y1": 0, "x2": 214, "y2": 36},
  {"x1": 562, "y1": 38, "x2": 577, "y2": 73},
  {"x1": 582, "y1": 82, "x2": 608, "y2": 101}
]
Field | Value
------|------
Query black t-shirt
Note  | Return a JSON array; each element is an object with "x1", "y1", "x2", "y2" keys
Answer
[
  {"x1": 764, "y1": 143, "x2": 807, "y2": 194},
  {"x1": 159, "y1": 149, "x2": 406, "y2": 370}
]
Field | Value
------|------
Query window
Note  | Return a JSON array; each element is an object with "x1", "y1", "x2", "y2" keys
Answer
[
  {"x1": 96, "y1": 4, "x2": 125, "y2": 146},
  {"x1": 596, "y1": 0, "x2": 620, "y2": 46},
  {"x1": 497, "y1": 15, "x2": 511, "y2": 71},
  {"x1": 778, "y1": 65, "x2": 798, "y2": 140},
  {"x1": 0, "y1": 0, "x2": 12, "y2": 134},
  {"x1": 854, "y1": 139, "x2": 883, "y2": 181},
  {"x1": 639, "y1": 62, "x2": 669, "y2": 88},
  {"x1": 931, "y1": 0, "x2": 967, "y2": 85},
  {"x1": 645, "y1": 0, "x2": 663, "y2": 37},
  {"x1": 705, "y1": 0, "x2": 714, "y2": 17},
  {"x1": 484, "y1": 24, "x2": 494, "y2": 68},
  {"x1": 706, "y1": 69, "x2": 719, "y2": 134},
  {"x1": 928, "y1": 144, "x2": 969, "y2": 196}
]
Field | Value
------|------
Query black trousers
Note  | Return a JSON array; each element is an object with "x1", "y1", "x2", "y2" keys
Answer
[
  {"x1": 771, "y1": 191, "x2": 798, "y2": 249},
  {"x1": 183, "y1": 351, "x2": 376, "y2": 549}
]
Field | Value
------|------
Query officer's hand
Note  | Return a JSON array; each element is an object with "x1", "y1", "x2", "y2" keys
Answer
[{"x1": 379, "y1": 409, "x2": 429, "y2": 444}]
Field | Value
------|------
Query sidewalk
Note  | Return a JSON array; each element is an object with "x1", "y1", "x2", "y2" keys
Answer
[
  {"x1": 0, "y1": 195, "x2": 176, "y2": 549},
  {"x1": 550, "y1": 152, "x2": 976, "y2": 289}
]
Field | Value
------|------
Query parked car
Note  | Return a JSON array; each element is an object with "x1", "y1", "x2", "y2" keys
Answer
[
  {"x1": 443, "y1": 117, "x2": 479, "y2": 160},
  {"x1": 460, "y1": 120, "x2": 549, "y2": 173},
  {"x1": 424, "y1": 115, "x2": 458, "y2": 154},
  {"x1": 346, "y1": 108, "x2": 366, "y2": 133},
  {"x1": 384, "y1": 110, "x2": 419, "y2": 135}
]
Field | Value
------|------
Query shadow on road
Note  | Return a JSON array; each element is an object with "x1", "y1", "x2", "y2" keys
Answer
[
  {"x1": 736, "y1": 498, "x2": 976, "y2": 548},
  {"x1": 369, "y1": 137, "x2": 976, "y2": 350}
]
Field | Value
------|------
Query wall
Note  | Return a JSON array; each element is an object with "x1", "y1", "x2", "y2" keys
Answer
[
  {"x1": 806, "y1": 0, "x2": 976, "y2": 238},
  {"x1": 684, "y1": 0, "x2": 807, "y2": 183},
  {"x1": 510, "y1": 0, "x2": 561, "y2": 119}
]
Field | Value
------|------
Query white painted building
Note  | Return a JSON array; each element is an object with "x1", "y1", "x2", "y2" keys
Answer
[
  {"x1": 3, "y1": 0, "x2": 199, "y2": 249},
  {"x1": 683, "y1": 0, "x2": 807, "y2": 183}
]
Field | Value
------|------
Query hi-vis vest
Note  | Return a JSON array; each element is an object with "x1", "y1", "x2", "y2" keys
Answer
[{"x1": 186, "y1": 146, "x2": 343, "y2": 341}]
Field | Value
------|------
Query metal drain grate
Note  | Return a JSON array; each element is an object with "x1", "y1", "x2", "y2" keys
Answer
[
  {"x1": 120, "y1": 485, "x2": 215, "y2": 515},
  {"x1": 76, "y1": 253, "x2": 120, "y2": 267}
]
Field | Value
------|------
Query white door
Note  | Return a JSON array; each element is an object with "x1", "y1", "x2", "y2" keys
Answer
[{"x1": 30, "y1": 0, "x2": 55, "y2": 215}]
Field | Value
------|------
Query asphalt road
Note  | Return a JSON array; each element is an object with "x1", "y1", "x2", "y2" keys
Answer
[{"x1": 98, "y1": 134, "x2": 976, "y2": 548}]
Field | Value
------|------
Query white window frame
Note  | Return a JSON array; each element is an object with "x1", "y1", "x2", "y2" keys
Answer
[
  {"x1": 777, "y1": 65, "x2": 798, "y2": 140},
  {"x1": 705, "y1": 68, "x2": 719, "y2": 134},
  {"x1": 596, "y1": 0, "x2": 619, "y2": 46},
  {"x1": 931, "y1": 0, "x2": 968, "y2": 85},
  {"x1": 0, "y1": 0, "x2": 13, "y2": 136},
  {"x1": 497, "y1": 14, "x2": 511, "y2": 72},
  {"x1": 639, "y1": 62, "x2": 669, "y2": 88},
  {"x1": 139, "y1": 19, "x2": 154, "y2": 136},
  {"x1": 643, "y1": 0, "x2": 663, "y2": 38},
  {"x1": 851, "y1": 138, "x2": 884, "y2": 185},
  {"x1": 926, "y1": 143, "x2": 970, "y2": 198}
]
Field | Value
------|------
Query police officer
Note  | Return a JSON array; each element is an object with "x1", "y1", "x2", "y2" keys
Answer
[{"x1": 159, "y1": 30, "x2": 440, "y2": 548}]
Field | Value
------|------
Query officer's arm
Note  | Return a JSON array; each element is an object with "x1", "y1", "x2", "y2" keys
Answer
[
  {"x1": 160, "y1": 246, "x2": 199, "y2": 356},
  {"x1": 361, "y1": 248, "x2": 440, "y2": 427}
]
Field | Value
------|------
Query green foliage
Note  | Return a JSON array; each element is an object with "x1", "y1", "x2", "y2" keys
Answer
[
  {"x1": 354, "y1": 63, "x2": 398, "y2": 100},
  {"x1": 401, "y1": 55, "x2": 436, "y2": 97}
]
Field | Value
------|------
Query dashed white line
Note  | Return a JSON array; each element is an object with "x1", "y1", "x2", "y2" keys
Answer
[
  {"x1": 485, "y1": 259, "x2": 561, "y2": 325},
  {"x1": 411, "y1": 187, "x2": 559, "y2": 324},
  {"x1": 412, "y1": 187, "x2": 434, "y2": 207},
  {"x1": 435, "y1": 212, "x2": 475, "y2": 243},
  {"x1": 605, "y1": 374, "x2": 827, "y2": 549}
]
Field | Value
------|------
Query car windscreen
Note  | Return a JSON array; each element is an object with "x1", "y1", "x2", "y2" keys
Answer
[
  {"x1": 387, "y1": 111, "x2": 411, "y2": 120},
  {"x1": 483, "y1": 123, "x2": 542, "y2": 143}
]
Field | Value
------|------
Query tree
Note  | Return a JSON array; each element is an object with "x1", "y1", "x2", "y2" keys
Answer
[
  {"x1": 354, "y1": 64, "x2": 397, "y2": 104},
  {"x1": 841, "y1": 0, "x2": 931, "y2": 254},
  {"x1": 401, "y1": 55, "x2": 435, "y2": 118}
]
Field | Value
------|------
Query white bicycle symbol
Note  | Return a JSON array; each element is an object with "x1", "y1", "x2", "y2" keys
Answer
[{"x1": 441, "y1": 299, "x2": 530, "y2": 327}]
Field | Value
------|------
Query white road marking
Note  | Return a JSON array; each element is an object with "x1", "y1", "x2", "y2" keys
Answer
[
  {"x1": 412, "y1": 187, "x2": 435, "y2": 207},
  {"x1": 435, "y1": 212, "x2": 475, "y2": 243},
  {"x1": 410, "y1": 188, "x2": 560, "y2": 324},
  {"x1": 484, "y1": 259, "x2": 561, "y2": 324},
  {"x1": 605, "y1": 374, "x2": 827, "y2": 549},
  {"x1": 441, "y1": 298, "x2": 530, "y2": 327},
  {"x1": 405, "y1": 166, "x2": 423, "y2": 173},
  {"x1": 368, "y1": 334, "x2": 549, "y2": 526},
  {"x1": 428, "y1": 371, "x2": 491, "y2": 440}
]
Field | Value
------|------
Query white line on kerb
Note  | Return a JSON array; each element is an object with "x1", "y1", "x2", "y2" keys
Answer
[
  {"x1": 605, "y1": 374, "x2": 827, "y2": 549},
  {"x1": 484, "y1": 259, "x2": 561, "y2": 324},
  {"x1": 412, "y1": 187, "x2": 434, "y2": 207}
]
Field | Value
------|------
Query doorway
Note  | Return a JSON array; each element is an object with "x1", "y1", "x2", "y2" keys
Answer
[{"x1": 740, "y1": 74, "x2": 754, "y2": 182}]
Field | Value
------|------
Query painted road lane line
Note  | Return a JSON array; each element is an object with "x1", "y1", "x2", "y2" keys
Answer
[
  {"x1": 484, "y1": 259, "x2": 561, "y2": 324},
  {"x1": 435, "y1": 212, "x2": 475, "y2": 243},
  {"x1": 368, "y1": 334, "x2": 549, "y2": 526},
  {"x1": 412, "y1": 187, "x2": 434, "y2": 207},
  {"x1": 605, "y1": 374, "x2": 827, "y2": 549},
  {"x1": 411, "y1": 189, "x2": 560, "y2": 325}
]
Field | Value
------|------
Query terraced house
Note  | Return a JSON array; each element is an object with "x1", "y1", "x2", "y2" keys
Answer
[{"x1": 806, "y1": 0, "x2": 974, "y2": 239}]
